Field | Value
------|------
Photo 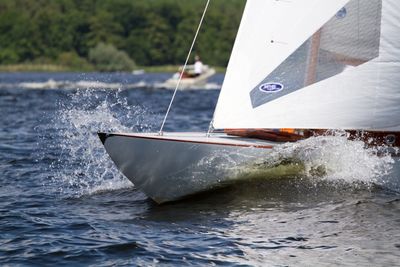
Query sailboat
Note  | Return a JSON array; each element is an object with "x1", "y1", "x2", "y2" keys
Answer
[{"x1": 99, "y1": 0, "x2": 400, "y2": 203}]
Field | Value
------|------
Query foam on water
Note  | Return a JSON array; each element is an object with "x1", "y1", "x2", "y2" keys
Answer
[
  {"x1": 0, "y1": 79, "x2": 221, "y2": 90},
  {"x1": 270, "y1": 133, "x2": 398, "y2": 189},
  {"x1": 176, "y1": 132, "x2": 398, "y2": 196},
  {"x1": 48, "y1": 88, "x2": 156, "y2": 197}
]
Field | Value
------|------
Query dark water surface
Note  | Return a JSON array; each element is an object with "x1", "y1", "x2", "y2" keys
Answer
[{"x1": 1, "y1": 72, "x2": 399, "y2": 266}]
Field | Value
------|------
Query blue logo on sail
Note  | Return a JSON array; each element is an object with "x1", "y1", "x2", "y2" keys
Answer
[{"x1": 259, "y1": 82, "x2": 284, "y2": 93}]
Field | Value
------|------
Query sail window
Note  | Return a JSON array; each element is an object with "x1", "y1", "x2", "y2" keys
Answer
[{"x1": 250, "y1": 0, "x2": 382, "y2": 108}]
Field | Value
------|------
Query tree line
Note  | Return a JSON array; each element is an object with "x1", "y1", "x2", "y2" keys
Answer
[{"x1": 0, "y1": 0, "x2": 245, "y2": 71}]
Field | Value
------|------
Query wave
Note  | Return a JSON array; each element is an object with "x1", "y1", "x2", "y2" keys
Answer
[
  {"x1": 253, "y1": 134, "x2": 399, "y2": 191},
  {"x1": 0, "y1": 79, "x2": 221, "y2": 90}
]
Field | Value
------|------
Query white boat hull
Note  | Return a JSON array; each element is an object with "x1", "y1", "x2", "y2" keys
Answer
[
  {"x1": 160, "y1": 68, "x2": 216, "y2": 90},
  {"x1": 99, "y1": 132, "x2": 280, "y2": 203}
]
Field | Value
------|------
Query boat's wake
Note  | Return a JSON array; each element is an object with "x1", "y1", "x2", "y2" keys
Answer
[{"x1": 231, "y1": 134, "x2": 399, "y2": 192}]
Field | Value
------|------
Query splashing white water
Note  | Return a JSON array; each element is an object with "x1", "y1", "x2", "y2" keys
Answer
[
  {"x1": 271, "y1": 134, "x2": 397, "y2": 188},
  {"x1": 50, "y1": 89, "x2": 157, "y2": 197},
  {"x1": 192, "y1": 133, "x2": 398, "y2": 191}
]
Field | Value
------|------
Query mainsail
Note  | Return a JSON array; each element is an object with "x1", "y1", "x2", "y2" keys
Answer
[{"x1": 213, "y1": 0, "x2": 400, "y2": 131}]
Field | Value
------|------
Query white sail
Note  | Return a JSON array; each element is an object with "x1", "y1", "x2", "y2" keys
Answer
[{"x1": 214, "y1": 0, "x2": 400, "y2": 131}]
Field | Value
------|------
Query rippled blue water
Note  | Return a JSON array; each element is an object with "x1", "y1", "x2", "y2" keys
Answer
[{"x1": 0, "y1": 72, "x2": 399, "y2": 266}]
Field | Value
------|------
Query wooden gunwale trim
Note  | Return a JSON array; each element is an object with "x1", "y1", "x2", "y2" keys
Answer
[
  {"x1": 224, "y1": 129, "x2": 400, "y2": 148},
  {"x1": 224, "y1": 129, "x2": 304, "y2": 142}
]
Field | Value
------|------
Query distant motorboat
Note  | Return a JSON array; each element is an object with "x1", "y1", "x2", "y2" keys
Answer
[
  {"x1": 160, "y1": 65, "x2": 216, "y2": 90},
  {"x1": 132, "y1": 69, "x2": 145, "y2": 75}
]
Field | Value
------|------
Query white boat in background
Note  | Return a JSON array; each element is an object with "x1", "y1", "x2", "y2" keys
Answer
[
  {"x1": 160, "y1": 65, "x2": 216, "y2": 89},
  {"x1": 20, "y1": 79, "x2": 58, "y2": 89},
  {"x1": 99, "y1": 0, "x2": 400, "y2": 203},
  {"x1": 132, "y1": 69, "x2": 145, "y2": 75}
]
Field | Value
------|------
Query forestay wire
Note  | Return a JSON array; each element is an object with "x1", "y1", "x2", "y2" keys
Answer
[{"x1": 159, "y1": 0, "x2": 211, "y2": 135}]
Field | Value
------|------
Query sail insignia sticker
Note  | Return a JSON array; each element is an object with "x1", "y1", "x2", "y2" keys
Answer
[
  {"x1": 259, "y1": 83, "x2": 284, "y2": 93},
  {"x1": 336, "y1": 7, "x2": 347, "y2": 19}
]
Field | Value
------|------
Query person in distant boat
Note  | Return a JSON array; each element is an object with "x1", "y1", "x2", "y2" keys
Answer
[
  {"x1": 193, "y1": 55, "x2": 203, "y2": 77},
  {"x1": 173, "y1": 55, "x2": 203, "y2": 79}
]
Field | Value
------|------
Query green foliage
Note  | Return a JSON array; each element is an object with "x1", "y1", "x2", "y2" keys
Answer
[
  {"x1": 0, "y1": 0, "x2": 245, "y2": 69},
  {"x1": 89, "y1": 43, "x2": 136, "y2": 72},
  {"x1": 57, "y1": 52, "x2": 93, "y2": 71},
  {"x1": 0, "y1": 48, "x2": 19, "y2": 64}
]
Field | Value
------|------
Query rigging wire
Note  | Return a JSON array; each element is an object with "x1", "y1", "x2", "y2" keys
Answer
[{"x1": 159, "y1": 0, "x2": 211, "y2": 135}]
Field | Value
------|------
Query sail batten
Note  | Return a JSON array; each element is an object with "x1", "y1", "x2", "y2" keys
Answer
[{"x1": 214, "y1": 0, "x2": 400, "y2": 131}]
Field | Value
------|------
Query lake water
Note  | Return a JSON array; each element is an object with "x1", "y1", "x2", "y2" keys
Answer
[{"x1": 0, "y1": 72, "x2": 399, "y2": 266}]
